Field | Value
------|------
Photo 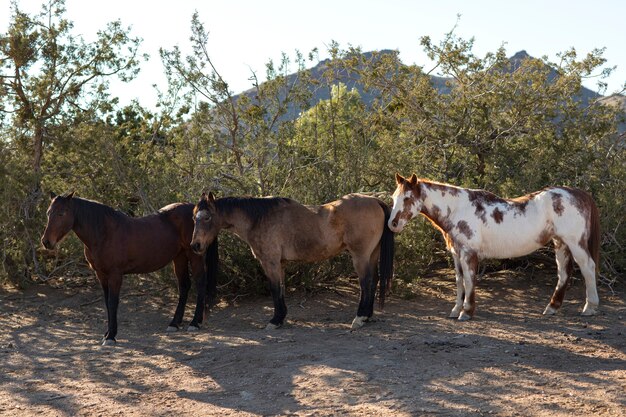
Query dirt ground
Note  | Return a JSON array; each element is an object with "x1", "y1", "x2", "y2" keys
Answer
[{"x1": 1, "y1": 268, "x2": 625, "y2": 417}]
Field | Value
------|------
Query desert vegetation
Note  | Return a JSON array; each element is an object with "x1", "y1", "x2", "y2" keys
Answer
[{"x1": 1, "y1": 1, "x2": 624, "y2": 292}]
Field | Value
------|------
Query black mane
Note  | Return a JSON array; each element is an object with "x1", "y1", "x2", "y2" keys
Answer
[
  {"x1": 215, "y1": 196, "x2": 293, "y2": 225},
  {"x1": 71, "y1": 197, "x2": 128, "y2": 235}
]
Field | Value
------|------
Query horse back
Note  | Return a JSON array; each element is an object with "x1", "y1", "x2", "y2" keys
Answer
[
  {"x1": 158, "y1": 202, "x2": 196, "y2": 249},
  {"x1": 279, "y1": 194, "x2": 386, "y2": 261},
  {"x1": 330, "y1": 194, "x2": 388, "y2": 250}
]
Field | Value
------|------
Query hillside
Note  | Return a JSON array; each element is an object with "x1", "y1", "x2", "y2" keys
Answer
[{"x1": 233, "y1": 50, "x2": 608, "y2": 120}]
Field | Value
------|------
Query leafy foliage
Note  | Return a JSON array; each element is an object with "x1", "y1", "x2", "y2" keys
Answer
[{"x1": 1, "y1": 4, "x2": 623, "y2": 292}]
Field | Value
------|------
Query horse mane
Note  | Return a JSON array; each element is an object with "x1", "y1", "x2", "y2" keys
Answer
[
  {"x1": 71, "y1": 197, "x2": 128, "y2": 235},
  {"x1": 215, "y1": 196, "x2": 293, "y2": 225}
]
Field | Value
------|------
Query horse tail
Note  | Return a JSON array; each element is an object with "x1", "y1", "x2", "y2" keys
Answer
[
  {"x1": 377, "y1": 200, "x2": 395, "y2": 309},
  {"x1": 587, "y1": 195, "x2": 601, "y2": 274},
  {"x1": 204, "y1": 237, "x2": 219, "y2": 309}
]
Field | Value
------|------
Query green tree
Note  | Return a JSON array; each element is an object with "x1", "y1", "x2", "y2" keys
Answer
[
  {"x1": 286, "y1": 83, "x2": 376, "y2": 202},
  {"x1": 159, "y1": 11, "x2": 313, "y2": 196},
  {"x1": 332, "y1": 33, "x2": 625, "y2": 282},
  {"x1": 0, "y1": 0, "x2": 144, "y2": 283}
]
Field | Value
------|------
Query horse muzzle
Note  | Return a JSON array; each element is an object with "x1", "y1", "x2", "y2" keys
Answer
[
  {"x1": 190, "y1": 242, "x2": 204, "y2": 255},
  {"x1": 41, "y1": 238, "x2": 56, "y2": 250},
  {"x1": 388, "y1": 218, "x2": 404, "y2": 233}
]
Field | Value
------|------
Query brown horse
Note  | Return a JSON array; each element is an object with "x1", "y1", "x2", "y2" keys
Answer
[
  {"x1": 190, "y1": 192, "x2": 394, "y2": 330},
  {"x1": 41, "y1": 192, "x2": 219, "y2": 346}
]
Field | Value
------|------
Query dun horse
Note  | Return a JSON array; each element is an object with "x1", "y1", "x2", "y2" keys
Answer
[
  {"x1": 41, "y1": 192, "x2": 219, "y2": 345},
  {"x1": 389, "y1": 174, "x2": 600, "y2": 320},
  {"x1": 190, "y1": 192, "x2": 394, "y2": 329}
]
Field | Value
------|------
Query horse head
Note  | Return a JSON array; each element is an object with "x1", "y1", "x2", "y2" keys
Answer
[
  {"x1": 41, "y1": 191, "x2": 76, "y2": 250},
  {"x1": 191, "y1": 191, "x2": 220, "y2": 255},
  {"x1": 388, "y1": 173, "x2": 422, "y2": 233}
]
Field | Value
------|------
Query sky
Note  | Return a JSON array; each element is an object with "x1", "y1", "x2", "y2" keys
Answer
[{"x1": 2, "y1": 0, "x2": 625, "y2": 110}]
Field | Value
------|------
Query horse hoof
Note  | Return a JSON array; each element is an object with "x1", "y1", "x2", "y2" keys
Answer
[
  {"x1": 458, "y1": 311, "x2": 472, "y2": 321},
  {"x1": 102, "y1": 339, "x2": 116, "y2": 347},
  {"x1": 187, "y1": 324, "x2": 200, "y2": 332},
  {"x1": 581, "y1": 304, "x2": 598, "y2": 316},
  {"x1": 350, "y1": 316, "x2": 367, "y2": 330},
  {"x1": 265, "y1": 322, "x2": 282, "y2": 330},
  {"x1": 448, "y1": 310, "x2": 461, "y2": 319},
  {"x1": 166, "y1": 326, "x2": 179, "y2": 333},
  {"x1": 543, "y1": 305, "x2": 558, "y2": 316}
]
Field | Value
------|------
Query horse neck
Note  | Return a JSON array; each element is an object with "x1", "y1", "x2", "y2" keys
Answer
[
  {"x1": 216, "y1": 205, "x2": 254, "y2": 243},
  {"x1": 71, "y1": 199, "x2": 122, "y2": 248},
  {"x1": 419, "y1": 181, "x2": 464, "y2": 217}
]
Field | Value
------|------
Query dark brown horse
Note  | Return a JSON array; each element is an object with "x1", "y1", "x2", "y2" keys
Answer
[
  {"x1": 41, "y1": 192, "x2": 218, "y2": 346},
  {"x1": 190, "y1": 192, "x2": 394, "y2": 329}
]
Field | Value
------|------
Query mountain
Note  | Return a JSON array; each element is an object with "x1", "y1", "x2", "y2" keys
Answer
[{"x1": 233, "y1": 50, "x2": 610, "y2": 121}]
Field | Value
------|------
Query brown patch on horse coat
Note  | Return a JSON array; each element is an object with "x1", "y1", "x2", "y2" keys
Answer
[
  {"x1": 578, "y1": 233, "x2": 589, "y2": 251},
  {"x1": 392, "y1": 193, "x2": 416, "y2": 227},
  {"x1": 536, "y1": 226, "x2": 554, "y2": 246},
  {"x1": 561, "y1": 187, "x2": 592, "y2": 218},
  {"x1": 465, "y1": 250, "x2": 479, "y2": 317},
  {"x1": 552, "y1": 193, "x2": 565, "y2": 216},
  {"x1": 422, "y1": 204, "x2": 454, "y2": 233},
  {"x1": 423, "y1": 181, "x2": 461, "y2": 197},
  {"x1": 549, "y1": 239, "x2": 573, "y2": 309},
  {"x1": 421, "y1": 205, "x2": 455, "y2": 249},
  {"x1": 456, "y1": 220, "x2": 473, "y2": 240},
  {"x1": 467, "y1": 189, "x2": 503, "y2": 206},
  {"x1": 510, "y1": 190, "x2": 542, "y2": 214},
  {"x1": 491, "y1": 207, "x2": 504, "y2": 224},
  {"x1": 473, "y1": 201, "x2": 487, "y2": 224}
]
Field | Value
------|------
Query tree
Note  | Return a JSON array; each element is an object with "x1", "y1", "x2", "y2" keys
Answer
[
  {"x1": 159, "y1": 12, "x2": 313, "y2": 196},
  {"x1": 332, "y1": 33, "x2": 625, "y2": 282},
  {"x1": 1, "y1": 0, "x2": 143, "y2": 187},
  {"x1": 0, "y1": 0, "x2": 144, "y2": 282}
]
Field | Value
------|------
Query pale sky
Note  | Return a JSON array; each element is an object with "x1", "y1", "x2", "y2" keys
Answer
[{"x1": 2, "y1": 0, "x2": 625, "y2": 110}]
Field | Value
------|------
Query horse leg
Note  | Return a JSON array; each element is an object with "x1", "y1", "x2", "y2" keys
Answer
[
  {"x1": 543, "y1": 239, "x2": 573, "y2": 315},
  {"x1": 262, "y1": 259, "x2": 287, "y2": 329},
  {"x1": 100, "y1": 272, "x2": 122, "y2": 346},
  {"x1": 368, "y1": 245, "x2": 381, "y2": 313},
  {"x1": 351, "y1": 255, "x2": 375, "y2": 330},
  {"x1": 458, "y1": 250, "x2": 478, "y2": 321},
  {"x1": 97, "y1": 273, "x2": 110, "y2": 340},
  {"x1": 565, "y1": 240, "x2": 600, "y2": 316},
  {"x1": 188, "y1": 255, "x2": 208, "y2": 331},
  {"x1": 167, "y1": 253, "x2": 191, "y2": 332},
  {"x1": 449, "y1": 253, "x2": 465, "y2": 319}
]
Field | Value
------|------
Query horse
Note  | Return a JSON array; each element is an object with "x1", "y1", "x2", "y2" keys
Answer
[
  {"x1": 190, "y1": 192, "x2": 395, "y2": 330},
  {"x1": 41, "y1": 192, "x2": 219, "y2": 346},
  {"x1": 388, "y1": 174, "x2": 600, "y2": 321}
]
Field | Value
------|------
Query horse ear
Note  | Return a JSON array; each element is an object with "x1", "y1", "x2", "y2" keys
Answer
[
  {"x1": 50, "y1": 192, "x2": 57, "y2": 199},
  {"x1": 408, "y1": 174, "x2": 418, "y2": 185},
  {"x1": 207, "y1": 192, "x2": 216, "y2": 203},
  {"x1": 395, "y1": 173, "x2": 405, "y2": 184},
  {"x1": 67, "y1": 191, "x2": 75, "y2": 199},
  {"x1": 200, "y1": 192, "x2": 207, "y2": 201}
]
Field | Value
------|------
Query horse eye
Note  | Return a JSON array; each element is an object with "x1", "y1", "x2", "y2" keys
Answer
[
  {"x1": 57, "y1": 211, "x2": 65, "y2": 217},
  {"x1": 403, "y1": 197, "x2": 410, "y2": 202}
]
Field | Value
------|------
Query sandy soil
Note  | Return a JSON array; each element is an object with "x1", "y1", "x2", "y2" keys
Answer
[{"x1": 1, "y1": 268, "x2": 624, "y2": 417}]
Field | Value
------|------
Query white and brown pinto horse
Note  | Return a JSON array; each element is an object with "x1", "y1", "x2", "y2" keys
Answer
[{"x1": 389, "y1": 174, "x2": 600, "y2": 320}]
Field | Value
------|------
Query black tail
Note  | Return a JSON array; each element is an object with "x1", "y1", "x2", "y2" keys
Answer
[
  {"x1": 377, "y1": 201, "x2": 395, "y2": 309},
  {"x1": 204, "y1": 237, "x2": 219, "y2": 309}
]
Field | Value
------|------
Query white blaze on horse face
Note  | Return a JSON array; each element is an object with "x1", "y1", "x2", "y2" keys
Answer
[
  {"x1": 389, "y1": 187, "x2": 420, "y2": 233},
  {"x1": 194, "y1": 211, "x2": 206, "y2": 222},
  {"x1": 191, "y1": 210, "x2": 212, "y2": 250}
]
